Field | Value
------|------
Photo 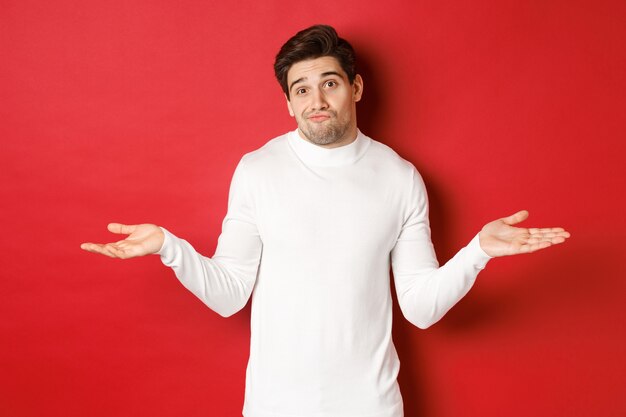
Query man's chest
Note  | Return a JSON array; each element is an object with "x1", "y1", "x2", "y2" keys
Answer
[{"x1": 252, "y1": 166, "x2": 406, "y2": 257}]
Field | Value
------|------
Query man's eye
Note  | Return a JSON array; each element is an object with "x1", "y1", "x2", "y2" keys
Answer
[
  {"x1": 325, "y1": 81, "x2": 337, "y2": 88},
  {"x1": 296, "y1": 88, "x2": 307, "y2": 95}
]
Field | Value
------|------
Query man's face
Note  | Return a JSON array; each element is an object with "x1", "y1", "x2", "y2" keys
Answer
[{"x1": 286, "y1": 56, "x2": 363, "y2": 148}]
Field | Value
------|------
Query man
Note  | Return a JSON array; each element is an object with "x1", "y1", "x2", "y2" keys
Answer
[{"x1": 82, "y1": 25, "x2": 569, "y2": 417}]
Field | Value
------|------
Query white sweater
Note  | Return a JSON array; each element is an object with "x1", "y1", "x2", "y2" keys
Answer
[{"x1": 157, "y1": 129, "x2": 492, "y2": 417}]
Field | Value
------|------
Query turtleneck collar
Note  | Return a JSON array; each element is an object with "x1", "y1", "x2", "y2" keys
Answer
[{"x1": 287, "y1": 129, "x2": 371, "y2": 167}]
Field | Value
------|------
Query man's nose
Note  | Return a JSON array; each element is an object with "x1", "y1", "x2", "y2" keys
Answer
[{"x1": 311, "y1": 88, "x2": 328, "y2": 110}]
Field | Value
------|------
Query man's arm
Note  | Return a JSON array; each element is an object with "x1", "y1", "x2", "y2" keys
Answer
[
  {"x1": 390, "y1": 168, "x2": 570, "y2": 329},
  {"x1": 81, "y1": 158, "x2": 263, "y2": 317}
]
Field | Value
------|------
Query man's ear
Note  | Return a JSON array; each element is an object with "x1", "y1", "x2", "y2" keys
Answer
[
  {"x1": 285, "y1": 94, "x2": 294, "y2": 117},
  {"x1": 353, "y1": 74, "x2": 364, "y2": 103}
]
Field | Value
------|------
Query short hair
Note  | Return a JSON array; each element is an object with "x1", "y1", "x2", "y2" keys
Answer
[{"x1": 274, "y1": 25, "x2": 357, "y2": 99}]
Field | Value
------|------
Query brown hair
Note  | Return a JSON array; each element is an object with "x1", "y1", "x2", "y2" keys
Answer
[{"x1": 274, "y1": 25, "x2": 357, "y2": 99}]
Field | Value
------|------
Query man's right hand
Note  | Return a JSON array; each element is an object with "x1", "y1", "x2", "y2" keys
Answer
[{"x1": 81, "y1": 223, "x2": 165, "y2": 259}]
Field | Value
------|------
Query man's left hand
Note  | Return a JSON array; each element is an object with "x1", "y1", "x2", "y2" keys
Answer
[{"x1": 478, "y1": 210, "x2": 570, "y2": 257}]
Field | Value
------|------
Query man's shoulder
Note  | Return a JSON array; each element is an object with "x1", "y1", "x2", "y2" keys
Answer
[
  {"x1": 365, "y1": 135, "x2": 417, "y2": 175},
  {"x1": 239, "y1": 131, "x2": 290, "y2": 168}
]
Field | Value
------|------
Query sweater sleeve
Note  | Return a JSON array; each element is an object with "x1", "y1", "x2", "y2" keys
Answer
[
  {"x1": 390, "y1": 167, "x2": 492, "y2": 329},
  {"x1": 156, "y1": 158, "x2": 263, "y2": 317}
]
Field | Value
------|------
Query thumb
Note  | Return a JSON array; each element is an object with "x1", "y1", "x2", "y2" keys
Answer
[
  {"x1": 107, "y1": 223, "x2": 137, "y2": 235},
  {"x1": 501, "y1": 210, "x2": 529, "y2": 226}
]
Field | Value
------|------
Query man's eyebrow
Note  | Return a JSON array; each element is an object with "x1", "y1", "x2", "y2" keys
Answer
[
  {"x1": 320, "y1": 71, "x2": 343, "y2": 79},
  {"x1": 289, "y1": 77, "x2": 307, "y2": 92}
]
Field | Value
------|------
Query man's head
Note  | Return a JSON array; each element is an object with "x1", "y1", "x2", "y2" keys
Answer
[
  {"x1": 274, "y1": 25, "x2": 357, "y2": 99},
  {"x1": 274, "y1": 25, "x2": 363, "y2": 148}
]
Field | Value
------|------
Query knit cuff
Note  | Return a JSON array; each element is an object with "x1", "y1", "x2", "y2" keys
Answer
[
  {"x1": 467, "y1": 233, "x2": 493, "y2": 270},
  {"x1": 155, "y1": 227, "x2": 175, "y2": 263}
]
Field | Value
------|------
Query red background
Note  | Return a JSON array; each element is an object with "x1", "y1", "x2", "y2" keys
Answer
[{"x1": 2, "y1": 1, "x2": 625, "y2": 416}]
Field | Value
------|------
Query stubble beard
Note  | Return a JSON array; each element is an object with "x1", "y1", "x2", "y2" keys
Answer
[{"x1": 299, "y1": 112, "x2": 351, "y2": 146}]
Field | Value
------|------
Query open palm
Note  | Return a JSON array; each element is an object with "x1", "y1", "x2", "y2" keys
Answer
[
  {"x1": 479, "y1": 210, "x2": 570, "y2": 257},
  {"x1": 81, "y1": 223, "x2": 164, "y2": 259}
]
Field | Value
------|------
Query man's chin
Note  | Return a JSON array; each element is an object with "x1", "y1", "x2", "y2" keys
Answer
[
  {"x1": 300, "y1": 124, "x2": 345, "y2": 146},
  {"x1": 303, "y1": 131, "x2": 339, "y2": 146}
]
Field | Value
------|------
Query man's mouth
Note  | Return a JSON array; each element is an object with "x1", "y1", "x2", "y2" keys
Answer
[{"x1": 307, "y1": 113, "x2": 331, "y2": 122}]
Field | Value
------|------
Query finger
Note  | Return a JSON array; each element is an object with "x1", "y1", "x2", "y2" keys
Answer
[
  {"x1": 520, "y1": 241, "x2": 552, "y2": 254},
  {"x1": 101, "y1": 245, "x2": 120, "y2": 258},
  {"x1": 528, "y1": 227, "x2": 567, "y2": 234},
  {"x1": 528, "y1": 231, "x2": 560, "y2": 239},
  {"x1": 108, "y1": 223, "x2": 137, "y2": 235},
  {"x1": 81, "y1": 242, "x2": 104, "y2": 253},
  {"x1": 524, "y1": 235, "x2": 571, "y2": 253},
  {"x1": 80, "y1": 242, "x2": 117, "y2": 258},
  {"x1": 529, "y1": 241, "x2": 553, "y2": 253},
  {"x1": 502, "y1": 210, "x2": 529, "y2": 226},
  {"x1": 528, "y1": 230, "x2": 571, "y2": 240},
  {"x1": 104, "y1": 243, "x2": 127, "y2": 259},
  {"x1": 526, "y1": 236, "x2": 562, "y2": 245},
  {"x1": 113, "y1": 241, "x2": 135, "y2": 256}
]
